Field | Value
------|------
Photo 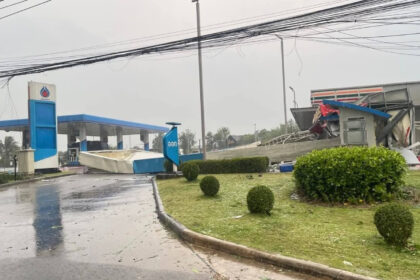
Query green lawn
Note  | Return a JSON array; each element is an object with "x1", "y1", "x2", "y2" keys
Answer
[
  {"x1": 405, "y1": 171, "x2": 420, "y2": 190},
  {"x1": 158, "y1": 173, "x2": 420, "y2": 280}
]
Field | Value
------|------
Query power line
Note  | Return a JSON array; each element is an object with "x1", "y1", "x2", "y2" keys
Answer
[
  {"x1": 0, "y1": 0, "x2": 51, "y2": 21},
  {"x1": 0, "y1": 0, "x2": 355, "y2": 63},
  {"x1": 1, "y1": 0, "x2": 420, "y2": 79},
  {"x1": 2, "y1": 1, "x2": 419, "y2": 65},
  {"x1": 0, "y1": 0, "x2": 29, "y2": 10}
]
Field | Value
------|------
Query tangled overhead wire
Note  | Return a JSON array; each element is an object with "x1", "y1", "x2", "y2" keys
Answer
[{"x1": 1, "y1": 0, "x2": 420, "y2": 81}]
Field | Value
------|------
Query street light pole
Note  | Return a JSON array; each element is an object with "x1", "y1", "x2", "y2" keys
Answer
[
  {"x1": 274, "y1": 34, "x2": 288, "y2": 134},
  {"x1": 192, "y1": 0, "x2": 207, "y2": 160},
  {"x1": 254, "y1": 123, "x2": 257, "y2": 142}
]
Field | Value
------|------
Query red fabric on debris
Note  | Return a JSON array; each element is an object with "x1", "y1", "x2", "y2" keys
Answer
[
  {"x1": 310, "y1": 123, "x2": 325, "y2": 134},
  {"x1": 320, "y1": 104, "x2": 340, "y2": 117}
]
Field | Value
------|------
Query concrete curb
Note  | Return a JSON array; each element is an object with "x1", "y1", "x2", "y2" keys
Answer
[
  {"x1": 152, "y1": 178, "x2": 379, "y2": 280},
  {"x1": 0, "y1": 173, "x2": 76, "y2": 188},
  {"x1": 155, "y1": 173, "x2": 184, "y2": 180}
]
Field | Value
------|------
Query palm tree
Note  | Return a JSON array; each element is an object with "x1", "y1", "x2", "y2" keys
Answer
[
  {"x1": 214, "y1": 127, "x2": 230, "y2": 149},
  {"x1": 1, "y1": 137, "x2": 19, "y2": 167},
  {"x1": 152, "y1": 133, "x2": 164, "y2": 153},
  {"x1": 206, "y1": 132, "x2": 215, "y2": 151},
  {"x1": 179, "y1": 129, "x2": 196, "y2": 154},
  {"x1": 0, "y1": 140, "x2": 4, "y2": 167}
]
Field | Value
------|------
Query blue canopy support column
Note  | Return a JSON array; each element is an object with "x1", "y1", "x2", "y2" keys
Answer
[
  {"x1": 116, "y1": 127, "x2": 123, "y2": 150},
  {"x1": 100, "y1": 126, "x2": 108, "y2": 148},
  {"x1": 67, "y1": 126, "x2": 76, "y2": 148},
  {"x1": 22, "y1": 128, "x2": 30, "y2": 149},
  {"x1": 140, "y1": 131, "x2": 150, "y2": 151},
  {"x1": 79, "y1": 124, "x2": 87, "y2": 151},
  {"x1": 67, "y1": 134, "x2": 76, "y2": 147}
]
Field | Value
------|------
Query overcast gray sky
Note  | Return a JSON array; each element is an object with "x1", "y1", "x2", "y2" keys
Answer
[{"x1": 0, "y1": 0, "x2": 419, "y2": 149}]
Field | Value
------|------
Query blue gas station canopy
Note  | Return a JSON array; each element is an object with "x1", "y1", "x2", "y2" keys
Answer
[{"x1": 0, "y1": 114, "x2": 169, "y2": 136}]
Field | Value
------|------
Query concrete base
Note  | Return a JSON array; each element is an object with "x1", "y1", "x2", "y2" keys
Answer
[{"x1": 17, "y1": 149, "x2": 35, "y2": 175}]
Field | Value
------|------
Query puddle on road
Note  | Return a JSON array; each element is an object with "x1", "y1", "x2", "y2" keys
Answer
[
  {"x1": 61, "y1": 179, "x2": 150, "y2": 212},
  {"x1": 65, "y1": 185, "x2": 133, "y2": 200},
  {"x1": 33, "y1": 185, "x2": 63, "y2": 256},
  {"x1": 0, "y1": 175, "x2": 153, "y2": 258},
  {"x1": 63, "y1": 177, "x2": 150, "y2": 201},
  {"x1": 0, "y1": 175, "x2": 221, "y2": 279}
]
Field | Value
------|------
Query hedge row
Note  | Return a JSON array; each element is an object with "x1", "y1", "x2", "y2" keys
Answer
[
  {"x1": 182, "y1": 157, "x2": 269, "y2": 174},
  {"x1": 0, "y1": 173, "x2": 22, "y2": 184},
  {"x1": 0, "y1": 174, "x2": 7, "y2": 184},
  {"x1": 294, "y1": 146, "x2": 406, "y2": 203}
]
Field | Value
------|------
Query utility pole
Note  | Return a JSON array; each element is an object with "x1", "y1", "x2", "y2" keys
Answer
[
  {"x1": 192, "y1": 0, "x2": 207, "y2": 160},
  {"x1": 274, "y1": 34, "x2": 288, "y2": 134}
]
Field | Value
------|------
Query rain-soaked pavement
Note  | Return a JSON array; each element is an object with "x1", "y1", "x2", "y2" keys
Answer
[{"x1": 0, "y1": 174, "x2": 316, "y2": 280}]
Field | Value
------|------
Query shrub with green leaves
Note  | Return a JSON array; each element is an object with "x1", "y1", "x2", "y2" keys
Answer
[
  {"x1": 374, "y1": 203, "x2": 414, "y2": 246},
  {"x1": 181, "y1": 162, "x2": 199, "y2": 181},
  {"x1": 185, "y1": 157, "x2": 269, "y2": 174},
  {"x1": 0, "y1": 173, "x2": 25, "y2": 184},
  {"x1": 294, "y1": 146, "x2": 406, "y2": 203},
  {"x1": 0, "y1": 174, "x2": 8, "y2": 184},
  {"x1": 200, "y1": 176, "x2": 220, "y2": 196},
  {"x1": 163, "y1": 159, "x2": 174, "y2": 173},
  {"x1": 247, "y1": 185, "x2": 274, "y2": 215}
]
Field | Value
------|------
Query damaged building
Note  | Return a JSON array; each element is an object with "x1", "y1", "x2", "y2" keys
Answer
[
  {"x1": 208, "y1": 81, "x2": 420, "y2": 164},
  {"x1": 291, "y1": 81, "x2": 420, "y2": 151}
]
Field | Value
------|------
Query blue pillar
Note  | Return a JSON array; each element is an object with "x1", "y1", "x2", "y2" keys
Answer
[
  {"x1": 100, "y1": 126, "x2": 108, "y2": 149},
  {"x1": 67, "y1": 131, "x2": 76, "y2": 148},
  {"x1": 117, "y1": 128, "x2": 123, "y2": 150},
  {"x1": 140, "y1": 131, "x2": 150, "y2": 151},
  {"x1": 79, "y1": 124, "x2": 87, "y2": 151}
]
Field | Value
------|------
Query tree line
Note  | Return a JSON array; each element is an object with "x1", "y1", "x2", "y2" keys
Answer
[{"x1": 152, "y1": 120, "x2": 298, "y2": 154}]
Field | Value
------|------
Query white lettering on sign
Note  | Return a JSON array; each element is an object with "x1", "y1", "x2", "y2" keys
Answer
[{"x1": 168, "y1": 141, "x2": 178, "y2": 147}]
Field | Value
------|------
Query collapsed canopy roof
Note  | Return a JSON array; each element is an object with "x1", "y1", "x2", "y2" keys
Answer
[{"x1": 0, "y1": 114, "x2": 169, "y2": 136}]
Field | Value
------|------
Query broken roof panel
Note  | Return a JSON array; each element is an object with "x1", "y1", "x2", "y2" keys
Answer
[{"x1": 322, "y1": 100, "x2": 391, "y2": 119}]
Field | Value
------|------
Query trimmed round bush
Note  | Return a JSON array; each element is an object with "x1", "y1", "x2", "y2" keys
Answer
[
  {"x1": 182, "y1": 162, "x2": 199, "y2": 181},
  {"x1": 200, "y1": 176, "x2": 220, "y2": 196},
  {"x1": 247, "y1": 185, "x2": 274, "y2": 214},
  {"x1": 374, "y1": 203, "x2": 414, "y2": 246},
  {"x1": 294, "y1": 146, "x2": 406, "y2": 203}
]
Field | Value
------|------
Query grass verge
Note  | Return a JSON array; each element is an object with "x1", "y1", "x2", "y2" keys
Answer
[
  {"x1": 0, "y1": 171, "x2": 76, "y2": 186},
  {"x1": 158, "y1": 173, "x2": 420, "y2": 280}
]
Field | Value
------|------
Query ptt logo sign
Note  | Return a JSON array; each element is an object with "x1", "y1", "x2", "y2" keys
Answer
[
  {"x1": 40, "y1": 86, "x2": 50, "y2": 99},
  {"x1": 163, "y1": 127, "x2": 179, "y2": 165},
  {"x1": 168, "y1": 141, "x2": 178, "y2": 147}
]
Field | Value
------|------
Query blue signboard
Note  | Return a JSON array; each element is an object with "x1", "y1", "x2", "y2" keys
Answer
[
  {"x1": 28, "y1": 82, "x2": 58, "y2": 170},
  {"x1": 163, "y1": 127, "x2": 179, "y2": 166},
  {"x1": 29, "y1": 101, "x2": 57, "y2": 161}
]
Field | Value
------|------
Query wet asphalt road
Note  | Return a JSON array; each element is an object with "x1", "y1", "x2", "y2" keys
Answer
[{"x1": 0, "y1": 174, "x2": 310, "y2": 280}]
